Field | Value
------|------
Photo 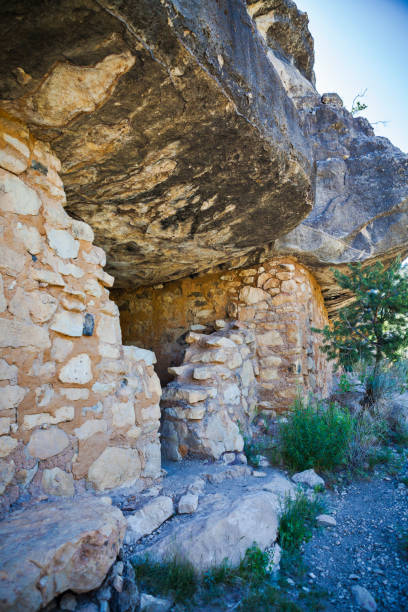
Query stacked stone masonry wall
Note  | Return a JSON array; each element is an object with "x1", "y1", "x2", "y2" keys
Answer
[
  {"x1": 0, "y1": 113, "x2": 161, "y2": 516},
  {"x1": 161, "y1": 321, "x2": 257, "y2": 461}
]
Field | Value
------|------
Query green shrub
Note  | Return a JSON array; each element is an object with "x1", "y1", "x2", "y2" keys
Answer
[
  {"x1": 279, "y1": 397, "x2": 354, "y2": 471},
  {"x1": 356, "y1": 359, "x2": 408, "y2": 406},
  {"x1": 278, "y1": 491, "x2": 326, "y2": 553},
  {"x1": 347, "y1": 411, "x2": 386, "y2": 471},
  {"x1": 132, "y1": 556, "x2": 197, "y2": 603}
]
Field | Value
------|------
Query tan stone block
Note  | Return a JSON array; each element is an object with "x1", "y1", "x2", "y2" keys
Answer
[
  {"x1": 257, "y1": 272, "x2": 271, "y2": 287},
  {"x1": 72, "y1": 431, "x2": 109, "y2": 480},
  {"x1": 111, "y1": 402, "x2": 135, "y2": 429},
  {"x1": 88, "y1": 447, "x2": 141, "y2": 491},
  {"x1": 32, "y1": 268, "x2": 65, "y2": 286},
  {"x1": 84, "y1": 278, "x2": 103, "y2": 297},
  {"x1": 0, "y1": 170, "x2": 41, "y2": 214},
  {"x1": 260, "y1": 368, "x2": 279, "y2": 381},
  {"x1": 51, "y1": 337, "x2": 73, "y2": 362},
  {"x1": 28, "y1": 426, "x2": 69, "y2": 459},
  {"x1": 276, "y1": 272, "x2": 293, "y2": 281},
  {"x1": 0, "y1": 244, "x2": 26, "y2": 276},
  {"x1": 263, "y1": 277, "x2": 280, "y2": 290},
  {"x1": 257, "y1": 330, "x2": 283, "y2": 347},
  {"x1": 0, "y1": 145, "x2": 27, "y2": 174},
  {"x1": 23, "y1": 406, "x2": 75, "y2": 430},
  {"x1": 27, "y1": 291, "x2": 58, "y2": 323},
  {"x1": 74, "y1": 419, "x2": 107, "y2": 440},
  {"x1": 8, "y1": 287, "x2": 30, "y2": 320},
  {"x1": 57, "y1": 261, "x2": 84, "y2": 278},
  {"x1": 50, "y1": 311, "x2": 83, "y2": 336},
  {"x1": 61, "y1": 297, "x2": 86, "y2": 312},
  {"x1": 96, "y1": 314, "x2": 121, "y2": 344},
  {"x1": 0, "y1": 385, "x2": 26, "y2": 411},
  {"x1": 126, "y1": 426, "x2": 142, "y2": 440},
  {"x1": 271, "y1": 294, "x2": 295, "y2": 306},
  {"x1": 239, "y1": 286, "x2": 269, "y2": 305},
  {"x1": 141, "y1": 404, "x2": 161, "y2": 422},
  {"x1": 95, "y1": 269, "x2": 114, "y2": 288},
  {"x1": 59, "y1": 354, "x2": 92, "y2": 384},
  {"x1": 42, "y1": 197, "x2": 72, "y2": 229},
  {"x1": 280, "y1": 280, "x2": 297, "y2": 293},
  {"x1": 260, "y1": 355, "x2": 282, "y2": 367},
  {"x1": 42, "y1": 467, "x2": 74, "y2": 497},
  {"x1": 0, "y1": 436, "x2": 18, "y2": 457},
  {"x1": 14, "y1": 223, "x2": 42, "y2": 255}
]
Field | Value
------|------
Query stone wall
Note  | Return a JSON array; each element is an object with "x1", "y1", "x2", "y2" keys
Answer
[
  {"x1": 161, "y1": 322, "x2": 257, "y2": 461},
  {"x1": 0, "y1": 113, "x2": 161, "y2": 516},
  {"x1": 234, "y1": 260, "x2": 333, "y2": 412},
  {"x1": 116, "y1": 258, "x2": 333, "y2": 414}
]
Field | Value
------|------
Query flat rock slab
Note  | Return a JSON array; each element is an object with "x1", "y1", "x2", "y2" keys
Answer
[
  {"x1": 133, "y1": 486, "x2": 284, "y2": 571},
  {"x1": 0, "y1": 496, "x2": 126, "y2": 612}
]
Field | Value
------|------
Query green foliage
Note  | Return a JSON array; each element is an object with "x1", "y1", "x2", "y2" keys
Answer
[
  {"x1": 279, "y1": 397, "x2": 354, "y2": 471},
  {"x1": 132, "y1": 556, "x2": 197, "y2": 603},
  {"x1": 339, "y1": 372, "x2": 354, "y2": 392},
  {"x1": 238, "y1": 584, "x2": 301, "y2": 611},
  {"x1": 314, "y1": 259, "x2": 408, "y2": 404},
  {"x1": 346, "y1": 411, "x2": 386, "y2": 471},
  {"x1": 351, "y1": 100, "x2": 368, "y2": 115},
  {"x1": 278, "y1": 491, "x2": 326, "y2": 553},
  {"x1": 355, "y1": 359, "x2": 408, "y2": 404}
]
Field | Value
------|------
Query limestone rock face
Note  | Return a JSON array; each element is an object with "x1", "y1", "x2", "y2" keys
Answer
[
  {"x1": 136, "y1": 488, "x2": 281, "y2": 571},
  {"x1": 0, "y1": 497, "x2": 126, "y2": 612}
]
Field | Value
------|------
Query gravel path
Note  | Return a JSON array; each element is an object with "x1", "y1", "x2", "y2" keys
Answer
[{"x1": 303, "y1": 469, "x2": 408, "y2": 611}]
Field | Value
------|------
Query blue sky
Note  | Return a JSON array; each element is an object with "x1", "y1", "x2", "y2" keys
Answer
[{"x1": 296, "y1": 0, "x2": 408, "y2": 153}]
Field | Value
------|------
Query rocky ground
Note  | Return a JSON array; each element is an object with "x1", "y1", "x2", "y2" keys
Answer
[{"x1": 302, "y1": 460, "x2": 408, "y2": 611}]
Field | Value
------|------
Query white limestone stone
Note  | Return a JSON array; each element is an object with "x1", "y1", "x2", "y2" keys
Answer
[
  {"x1": 71, "y1": 219, "x2": 94, "y2": 242},
  {"x1": 0, "y1": 418, "x2": 11, "y2": 435},
  {"x1": 14, "y1": 223, "x2": 42, "y2": 255},
  {"x1": 0, "y1": 385, "x2": 26, "y2": 411},
  {"x1": 111, "y1": 402, "x2": 135, "y2": 428},
  {"x1": 239, "y1": 286, "x2": 269, "y2": 305},
  {"x1": 47, "y1": 229, "x2": 79, "y2": 259},
  {"x1": 23, "y1": 406, "x2": 74, "y2": 430},
  {"x1": 27, "y1": 426, "x2": 69, "y2": 459},
  {"x1": 59, "y1": 354, "x2": 92, "y2": 384},
  {"x1": 123, "y1": 345, "x2": 157, "y2": 366},
  {"x1": 96, "y1": 314, "x2": 121, "y2": 345},
  {"x1": 0, "y1": 458, "x2": 15, "y2": 494},
  {"x1": 60, "y1": 388, "x2": 89, "y2": 401},
  {"x1": 57, "y1": 261, "x2": 84, "y2": 278},
  {"x1": 50, "y1": 311, "x2": 83, "y2": 337},
  {"x1": 0, "y1": 244, "x2": 25, "y2": 276},
  {"x1": 32, "y1": 268, "x2": 65, "y2": 286},
  {"x1": 178, "y1": 493, "x2": 198, "y2": 514},
  {"x1": 88, "y1": 447, "x2": 142, "y2": 491},
  {"x1": 84, "y1": 278, "x2": 103, "y2": 297},
  {"x1": 125, "y1": 496, "x2": 174, "y2": 544},
  {"x1": 42, "y1": 467, "x2": 75, "y2": 497},
  {"x1": 74, "y1": 420, "x2": 107, "y2": 440},
  {"x1": 0, "y1": 170, "x2": 41, "y2": 215},
  {"x1": 0, "y1": 359, "x2": 17, "y2": 383}
]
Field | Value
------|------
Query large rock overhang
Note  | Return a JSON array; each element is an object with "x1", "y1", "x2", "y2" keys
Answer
[{"x1": 0, "y1": 0, "x2": 313, "y2": 288}]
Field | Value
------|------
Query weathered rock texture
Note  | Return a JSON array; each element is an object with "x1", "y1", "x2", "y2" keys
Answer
[
  {"x1": 0, "y1": 0, "x2": 405, "y2": 298},
  {"x1": 0, "y1": 115, "x2": 161, "y2": 517},
  {"x1": 0, "y1": 496, "x2": 126, "y2": 612},
  {"x1": 118, "y1": 257, "x2": 331, "y2": 426},
  {"x1": 161, "y1": 322, "x2": 257, "y2": 461},
  {"x1": 0, "y1": 0, "x2": 313, "y2": 289}
]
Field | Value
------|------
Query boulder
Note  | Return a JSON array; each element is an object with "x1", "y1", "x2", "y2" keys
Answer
[
  {"x1": 178, "y1": 493, "x2": 198, "y2": 514},
  {"x1": 0, "y1": 496, "x2": 126, "y2": 612},
  {"x1": 125, "y1": 496, "x2": 174, "y2": 544},
  {"x1": 292, "y1": 469, "x2": 325, "y2": 488},
  {"x1": 316, "y1": 514, "x2": 337, "y2": 527},
  {"x1": 351, "y1": 585, "x2": 377, "y2": 611},
  {"x1": 135, "y1": 485, "x2": 286, "y2": 570}
]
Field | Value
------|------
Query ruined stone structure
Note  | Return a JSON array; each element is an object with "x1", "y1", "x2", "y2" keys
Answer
[
  {"x1": 0, "y1": 114, "x2": 161, "y2": 518},
  {"x1": 0, "y1": 0, "x2": 407, "y2": 609}
]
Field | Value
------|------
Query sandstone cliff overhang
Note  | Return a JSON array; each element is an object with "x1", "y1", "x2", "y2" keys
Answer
[{"x1": 0, "y1": 0, "x2": 406, "y2": 307}]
